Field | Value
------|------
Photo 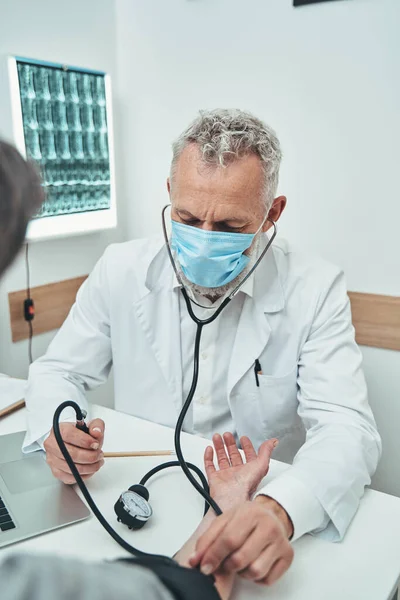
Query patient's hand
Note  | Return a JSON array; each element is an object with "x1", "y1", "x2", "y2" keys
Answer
[{"x1": 205, "y1": 433, "x2": 278, "y2": 511}]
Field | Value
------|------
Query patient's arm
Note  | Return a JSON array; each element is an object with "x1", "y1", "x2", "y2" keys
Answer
[
  {"x1": 176, "y1": 510, "x2": 234, "y2": 599},
  {"x1": 175, "y1": 433, "x2": 277, "y2": 600}
]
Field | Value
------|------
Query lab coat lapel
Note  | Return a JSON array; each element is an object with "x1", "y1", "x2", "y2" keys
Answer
[
  {"x1": 132, "y1": 246, "x2": 183, "y2": 414},
  {"x1": 227, "y1": 244, "x2": 285, "y2": 398},
  {"x1": 227, "y1": 298, "x2": 272, "y2": 398}
]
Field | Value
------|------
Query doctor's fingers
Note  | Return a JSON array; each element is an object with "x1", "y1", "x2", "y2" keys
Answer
[
  {"x1": 240, "y1": 436, "x2": 257, "y2": 462},
  {"x1": 193, "y1": 505, "x2": 258, "y2": 572},
  {"x1": 50, "y1": 464, "x2": 99, "y2": 485},
  {"x1": 57, "y1": 422, "x2": 102, "y2": 450},
  {"x1": 222, "y1": 432, "x2": 243, "y2": 467},
  {"x1": 258, "y1": 556, "x2": 293, "y2": 586},
  {"x1": 224, "y1": 525, "x2": 290, "y2": 578},
  {"x1": 256, "y1": 439, "x2": 279, "y2": 476},
  {"x1": 223, "y1": 527, "x2": 273, "y2": 573},
  {"x1": 47, "y1": 454, "x2": 105, "y2": 482},
  {"x1": 60, "y1": 419, "x2": 104, "y2": 450},
  {"x1": 44, "y1": 437, "x2": 104, "y2": 464},
  {"x1": 212, "y1": 434, "x2": 232, "y2": 470},
  {"x1": 195, "y1": 501, "x2": 290, "y2": 575},
  {"x1": 239, "y1": 542, "x2": 293, "y2": 584},
  {"x1": 189, "y1": 513, "x2": 231, "y2": 569},
  {"x1": 204, "y1": 446, "x2": 216, "y2": 478},
  {"x1": 88, "y1": 419, "x2": 105, "y2": 445}
]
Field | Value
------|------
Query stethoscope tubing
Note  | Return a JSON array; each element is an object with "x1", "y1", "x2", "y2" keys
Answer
[
  {"x1": 162, "y1": 204, "x2": 278, "y2": 514},
  {"x1": 53, "y1": 209, "x2": 278, "y2": 561}
]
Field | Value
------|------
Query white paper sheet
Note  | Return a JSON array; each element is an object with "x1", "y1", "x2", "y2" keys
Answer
[{"x1": 0, "y1": 374, "x2": 27, "y2": 410}]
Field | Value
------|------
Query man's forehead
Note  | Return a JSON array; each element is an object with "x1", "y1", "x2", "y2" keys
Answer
[
  {"x1": 173, "y1": 149, "x2": 263, "y2": 200},
  {"x1": 174, "y1": 206, "x2": 252, "y2": 223},
  {"x1": 171, "y1": 145, "x2": 265, "y2": 218}
]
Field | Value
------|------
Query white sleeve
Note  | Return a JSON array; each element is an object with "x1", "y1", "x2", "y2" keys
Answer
[
  {"x1": 255, "y1": 471, "x2": 329, "y2": 541},
  {"x1": 23, "y1": 247, "x2": 113, "y2": 453},
  {"x1": 271, "y1": 270, "x2": 381, "y2": 541},
  {"x1": 257, "y1": 270, "x2": 381, "y2": 542}
]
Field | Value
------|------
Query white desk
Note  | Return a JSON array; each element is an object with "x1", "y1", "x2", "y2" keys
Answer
[{"x1": 1, "y1": 405, "x2": 400, "y2": 600}]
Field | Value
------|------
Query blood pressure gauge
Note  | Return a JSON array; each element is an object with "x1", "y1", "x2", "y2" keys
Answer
[{"x1": 114, "y1": 484, "x2": 153, "y2": 530}]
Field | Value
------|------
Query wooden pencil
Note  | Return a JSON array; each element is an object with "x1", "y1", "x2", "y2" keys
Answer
[
  {"x1": 0, "y1": 399, "x2": 25, "y2": 419},
  {"x1": 104, "y1": 450, "x2": 175, "y2": 458}
]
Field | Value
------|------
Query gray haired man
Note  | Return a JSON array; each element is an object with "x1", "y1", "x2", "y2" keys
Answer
[{"x1": 24, "y1": 109, "x2": 380, "y2": 587}]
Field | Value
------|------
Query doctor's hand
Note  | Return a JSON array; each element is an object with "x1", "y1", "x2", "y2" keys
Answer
[
  {"x1": 44, "y1": 420, "x2": 105, "y2": 484},
  {"x1": 190, "y1": 498, "x2": 294, "y2": 586}
]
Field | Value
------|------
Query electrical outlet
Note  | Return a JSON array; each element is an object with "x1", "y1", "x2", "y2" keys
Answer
[{"x1": 294, "y1": 0, "x2": 348, "y2": 6}]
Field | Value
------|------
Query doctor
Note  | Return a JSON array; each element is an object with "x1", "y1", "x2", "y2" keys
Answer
[{"x1": 25, "y1": 109, "x2": 381, "y2": 586}]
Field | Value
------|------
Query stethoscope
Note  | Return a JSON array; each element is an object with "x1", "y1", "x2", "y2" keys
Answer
[{"x1": 53, "y1": 204, "x2": 277, "y2": 565}]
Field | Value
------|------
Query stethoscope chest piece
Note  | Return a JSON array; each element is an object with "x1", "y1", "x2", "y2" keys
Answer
[{"x1": 114, "y1": 484, "x2": 152, "y2": 530}]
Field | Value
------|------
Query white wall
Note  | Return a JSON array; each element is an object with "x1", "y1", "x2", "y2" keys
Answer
[
  {"x1": 0, "y1": 0, "x2": 126, "y2": 407},
  {"x1": 115, "y1": 0, "x2": 400, "y2": 494}
]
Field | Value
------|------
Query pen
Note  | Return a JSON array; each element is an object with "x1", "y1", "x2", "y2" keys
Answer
[{"x1": 254, "y1": 359, "x2": 263, "y2": 387}]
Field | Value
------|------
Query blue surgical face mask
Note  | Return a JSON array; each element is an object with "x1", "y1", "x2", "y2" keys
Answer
[{"x1": 170, "y1": 219, "x2": 264, "y2": 288}]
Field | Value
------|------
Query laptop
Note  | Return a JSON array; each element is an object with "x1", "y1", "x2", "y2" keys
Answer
[{"x1": 0, "y1": 431, "x2": 90, "y2": 549}]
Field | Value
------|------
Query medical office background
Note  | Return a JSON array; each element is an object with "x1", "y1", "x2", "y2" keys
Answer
[{"x1": 0, "y1": 0, "x2": 399, "y2": 498}]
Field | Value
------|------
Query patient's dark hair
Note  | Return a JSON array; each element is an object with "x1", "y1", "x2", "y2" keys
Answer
[{"x1": 0, "y1": 141, "x2": 45, "y2": 277}]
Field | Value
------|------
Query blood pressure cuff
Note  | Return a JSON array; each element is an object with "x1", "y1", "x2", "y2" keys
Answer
[{"x1": 117, "y1": 556, "x2": 221, "y2": 600}]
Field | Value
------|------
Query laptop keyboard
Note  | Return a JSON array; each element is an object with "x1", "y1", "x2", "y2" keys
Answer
[{"x1": 0, "y1": 496, "x2": 16, "y2": 532}]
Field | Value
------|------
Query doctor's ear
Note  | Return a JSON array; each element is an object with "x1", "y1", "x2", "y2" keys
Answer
[
  {"x1": 263, "y1": 196, "x2": 287, "y2": 231},
  {"x1": 167, "y1": 178, "x2": 171, "y2": 194}
]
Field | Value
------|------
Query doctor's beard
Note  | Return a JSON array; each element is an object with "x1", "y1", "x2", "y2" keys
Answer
[{"x1": 177, "y1": 232, "x2": 264, "y2": 304}]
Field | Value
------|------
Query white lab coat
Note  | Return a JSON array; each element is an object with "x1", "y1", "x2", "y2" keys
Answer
[{"x1": 24, "y1": 236, "x2": 381, "y2": 542}]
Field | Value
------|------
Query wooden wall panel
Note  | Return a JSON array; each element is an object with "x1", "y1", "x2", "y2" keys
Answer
[
  {"x1": 8, "y1": 276, "x2": 87, "y2": 343},
  {"x1": 8, "y1": 279, "x2": 400, "y2": 352},
  {"x1": 348, "y1": 292, "x2": 400, "y2": 352}
]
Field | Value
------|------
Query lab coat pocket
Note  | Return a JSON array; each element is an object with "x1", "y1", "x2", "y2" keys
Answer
[{"x1": 255, "y1": 367, "x2": 299, "y2": 438}]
